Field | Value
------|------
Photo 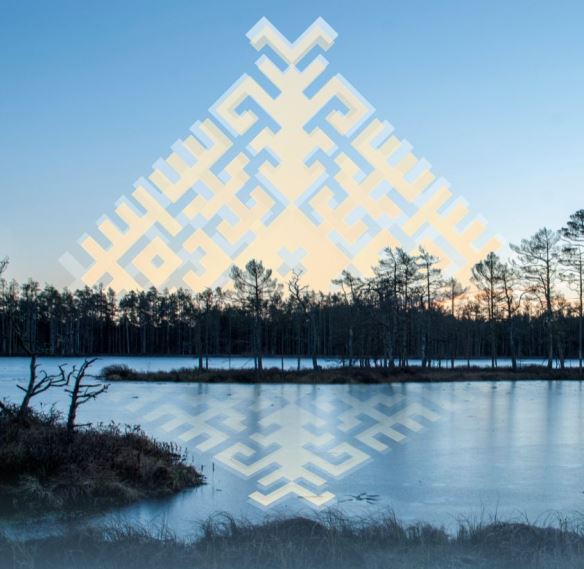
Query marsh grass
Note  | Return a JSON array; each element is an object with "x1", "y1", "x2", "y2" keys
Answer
[
  {"x1": 1, "y1": 511, "x2": 583, "y2": 568},
  {"x1": 0, "y1": 405, "x2": 203, "y2": 514}
]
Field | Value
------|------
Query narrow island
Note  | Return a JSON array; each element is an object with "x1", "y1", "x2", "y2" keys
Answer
[{"x1": 102, "y1": 362, "x2": 584, "y2": 384}]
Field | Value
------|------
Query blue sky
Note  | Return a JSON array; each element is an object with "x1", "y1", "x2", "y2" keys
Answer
[{"x1": 1, "y1": 0, "x2": 583, "y2": 286}]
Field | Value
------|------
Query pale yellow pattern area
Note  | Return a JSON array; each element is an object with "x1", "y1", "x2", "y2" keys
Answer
[
  {"x1": 108, "y1": 386, "x2": 457, "y2": 508},
  {"x1": 62, "y1": 17, "x2": 499, "y2": 292}
]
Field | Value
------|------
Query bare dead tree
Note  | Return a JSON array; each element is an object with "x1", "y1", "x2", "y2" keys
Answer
[
  {"x1": 17, "y1": 360, "x2": 70, "y2": 421},
  {"x1": 0, "y1": 256, "x2": 8, "y2": 277},
  {"x1": 65, "y1": 359, "x2": 108, "y2": 434},
  {"x1": 14, "y1": 324, "x2": 68, "y2": 420}
]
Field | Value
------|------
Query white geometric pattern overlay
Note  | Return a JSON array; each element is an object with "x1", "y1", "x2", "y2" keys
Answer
[
  {"x1": 61, "y1": 17, "x2": 499, "y2": 292},
  {"x1": 108, "y1": 385, "x2": 463, "y2": 508}
]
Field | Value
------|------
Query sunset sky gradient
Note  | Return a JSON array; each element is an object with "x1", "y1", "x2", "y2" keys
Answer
[{"x1": 1, "y1": 0, "x2": 583, "y2": 286}]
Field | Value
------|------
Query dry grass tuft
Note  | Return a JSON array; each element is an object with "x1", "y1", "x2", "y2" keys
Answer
[{"x1": 2, "y1": 512, "x2": 583, "y2": 569}]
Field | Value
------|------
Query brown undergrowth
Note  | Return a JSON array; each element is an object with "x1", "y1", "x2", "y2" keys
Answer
[{"x1": 0, "y1": 405, "x2": 203, "y2": 514}]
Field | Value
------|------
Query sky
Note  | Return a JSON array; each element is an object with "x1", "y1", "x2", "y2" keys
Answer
[{"x1": 0, "y1": 0, "x2": 583, "y2": 287}]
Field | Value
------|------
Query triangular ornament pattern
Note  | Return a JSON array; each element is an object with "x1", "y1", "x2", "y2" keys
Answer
[
  {"x1": 61, "y1": 17, "x2": 500, "y2": 292},
  {"x1": 107, "y1": 383, "x2": 466, "y2": 509}
]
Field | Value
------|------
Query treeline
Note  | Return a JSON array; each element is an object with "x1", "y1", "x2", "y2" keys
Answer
[{"x1": 1, "y1": 211, "x2": 583, "y2": 371}]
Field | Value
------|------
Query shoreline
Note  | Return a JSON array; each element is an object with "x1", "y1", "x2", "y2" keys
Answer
[{"x1": 101, "y1": 364, "x2": 584, "y2": 384}]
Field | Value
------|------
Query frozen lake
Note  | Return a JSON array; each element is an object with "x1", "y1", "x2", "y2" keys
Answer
[{"x1": 1, "y1": 356, "x2": 583, "y2": 537}]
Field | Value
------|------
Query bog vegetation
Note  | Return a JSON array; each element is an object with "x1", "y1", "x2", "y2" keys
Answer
[
  {"x1": 0, "y1": 403, "x2": 203, "y2": 513},
  {"x1": 1, "y1": 211, "x2": 583, "y2": 371},
  {"x1": 0, "y1": 356, "x2": 202, "y2": 513},
  {"x1": 1, "y1": 512, "x2": 583, "y2": 569}
]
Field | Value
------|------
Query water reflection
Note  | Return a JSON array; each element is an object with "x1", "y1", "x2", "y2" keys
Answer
[{"x1": 0, "y1": 357, "x2": 583, "y2": 538}]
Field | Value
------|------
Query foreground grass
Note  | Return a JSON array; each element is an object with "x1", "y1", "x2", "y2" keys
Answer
[
  {"x1": 1, "y1": 513, "x2": 584, "y2": 569},
  {"x1": 0, "y1": 406, "x2": 203, "y2": 514},
  {"x1": 102, "y1": 363, "x2": 584, "y2": 384}
]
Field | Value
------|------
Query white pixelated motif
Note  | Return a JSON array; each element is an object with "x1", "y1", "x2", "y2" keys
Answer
[
  {"x1": 61, "y1": 17, "x2": 500, "y2": 292},
  {"x1": 108, "y1": 386, "x2": 460, "y2": 508}
]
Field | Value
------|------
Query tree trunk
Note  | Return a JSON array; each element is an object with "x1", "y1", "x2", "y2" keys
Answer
[
  {"x1": 254, "y1": 317, "x2": 263, "y2": 372},
  {"x1": 66, "y1": 376, "x2": 82, "y2": 434},
  {"x1": 579, "y1": 307, "x2": 583, "y2": 376},
  {"x1": 579, "y1": 274, "x2": 583, "y2": 376},
  {"x1": 310, "y1": 313, "x2": 319, "y2": 370},
  {"x1": 18, "y1": 354, "x2": 37, "y2": 421},
  {"x1": 509, "y1": 319, "x2": 517, "y2": 371},
  {"x1": 547, "y1": 311, "x2": 554, "y2": 369}
]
